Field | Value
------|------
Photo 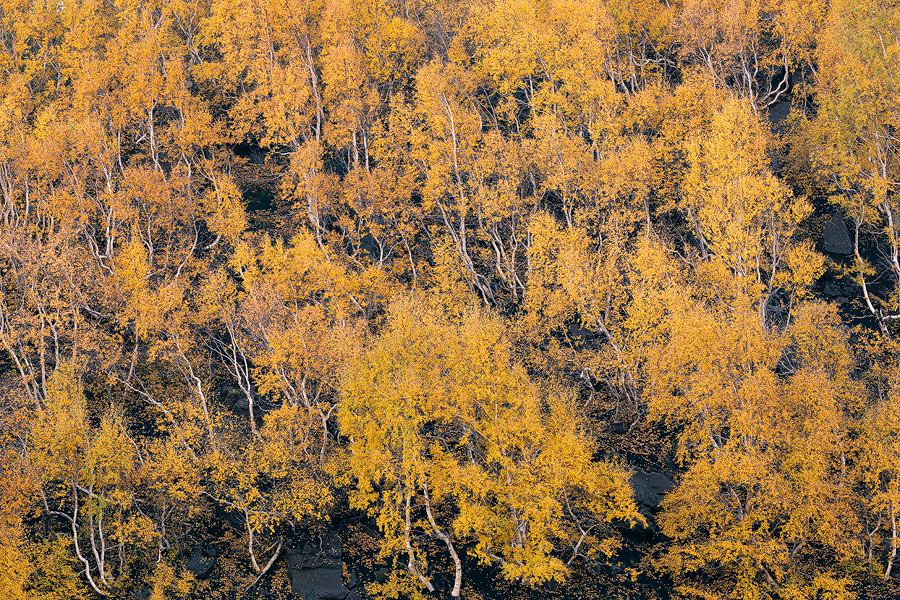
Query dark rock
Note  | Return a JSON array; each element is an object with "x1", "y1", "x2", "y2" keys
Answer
[
  {"x1": 617, "y1": 510, "x2": 658, "y2": 539},
  {"x1": 590, "y1": 561, "x2": 625, "y2": 576},
  {"x1": 185, "y1": 547, "x2": 217, "y2": 579},
  {"x1": 430, "y1": 572, "x2": 453, "y2": 593},
  {"x1": 362, "y1": 525, "x2": 379, "y2": 539},
  {"x1": 286, "y1": 531, "x2": 349, "y2": 600},
  {"x1": 766, "y1": 100, "x2": 792, "y2": 127},
  {"x1": 213, "y1": 500, "x2": 245, "y2": 530},
  {"x1": 217, "y1": 385, "x2": 243, "y2": 408},
  {"x1": 133, "y1": 585, "x2": 151, "y2": 600},
  {"x1": 823, "y1": 212, "x2": 853, "y2": 255},
  {"x1": 822, "y1": 283, "x2": 852, "y2": 304},
  {"x1": 348, "y1": 566, "x2": 359, "y2": 590},
  {"x1": 217, "y1": 384, "x2": 256, "y2": 413},
  {"x1": 621, "y1": 468, "x2": 675, "y2": 538},
  {"x1": 630, "y1": 469, "x2": 675, "y2": 512},
  {"x1": 823, "y1": 283, "x2": 843, "y2": 297},
  {"x1": 375, "y1": 567, "x2": 390, "y2": 583}
]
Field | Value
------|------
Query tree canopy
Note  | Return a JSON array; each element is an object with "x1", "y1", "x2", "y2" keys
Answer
[{"x1": 0, "y1": 0, "x2": 899, "y2": 599}]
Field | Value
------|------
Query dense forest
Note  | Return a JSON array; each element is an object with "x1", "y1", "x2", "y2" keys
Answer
[{"x1": 0, "y1": 0, "x2": 897, "y2": 599}]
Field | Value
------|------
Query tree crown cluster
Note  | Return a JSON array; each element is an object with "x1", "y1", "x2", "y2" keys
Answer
[{"x1": 0, "y1": 0, "x2": 898, "y2": 599}]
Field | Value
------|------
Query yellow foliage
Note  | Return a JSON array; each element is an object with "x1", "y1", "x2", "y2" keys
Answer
[
  {"x1": 341, "y1": 293, "x2": 641, "y2": 592},
  {"x1": 0, "y1": 0, "x2": 895, "y2": 597}
]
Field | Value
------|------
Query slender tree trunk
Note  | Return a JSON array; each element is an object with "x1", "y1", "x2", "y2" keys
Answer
[
  {"x1": 886, "y1": 505, "x2": 897, "y2": 580},
  {"x1": 404, "y1": 489, "x2": 435, "y2": 592},
  {"x1": 422, "y1": 482, "x2": 462, "y2": 597}
]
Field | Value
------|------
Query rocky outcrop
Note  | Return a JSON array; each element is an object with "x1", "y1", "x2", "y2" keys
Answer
[
  {"x1": 823, "y1": 212, "x2": 853, "y2": 255},
  {"x1": 823, "y1": 282, "x2": 852, "y2": 304},
  {"x1": 185, "y1": 546, "x2": 217, "y2": 579},
  {"x1": 213, "y1": 499, "x2": 245, "y2": 531},
  {"x1": 286, "y1": 531, "x2": 349, "y2": 600},
  {"x1": 630, "y1": 469, "x2": 675, "y2": 512},
  {"x1": 619, "y1": 469, "x2": 676, "y2": 538}
]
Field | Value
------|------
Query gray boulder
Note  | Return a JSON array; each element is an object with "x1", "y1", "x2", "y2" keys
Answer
[
  {"x1": 185, "y1": 547, "x2": 217, "y2": 579},
  {"x1": 213, "y1": 499, "x2": 245, "y2": 530},
  {"x1": 823, "y1": 283, "x2": 843, "y2": 297},
  {"x1": 286, "y1": 531, "x2": 349, "y2": 600},
  {"x1": 630, "y1": 469, "x2": 675, "y2": 512},
  {"x1": 133, "y1": 585, "x2": 151, "y2": 600},
  {"x1": 614, "y1": 469, "x2": 675, "y2": 538},
  {"x1": 618, "y1": 510, "x2": 658, "y2": 538},
  {"x1": 590, "y1": 561, "x2": 625, "y2": 576},
  {"x1": 823, "y1": 212, "x2": 853, "y2": 255}
]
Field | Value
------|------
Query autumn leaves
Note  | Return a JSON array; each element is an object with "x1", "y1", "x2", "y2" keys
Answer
[
  {"x1": 341, "y1": 297, "x2": 641, "y2": 595},
  {"x1": 0, "y1": 0, "x2": 898, "y2": 598}
]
